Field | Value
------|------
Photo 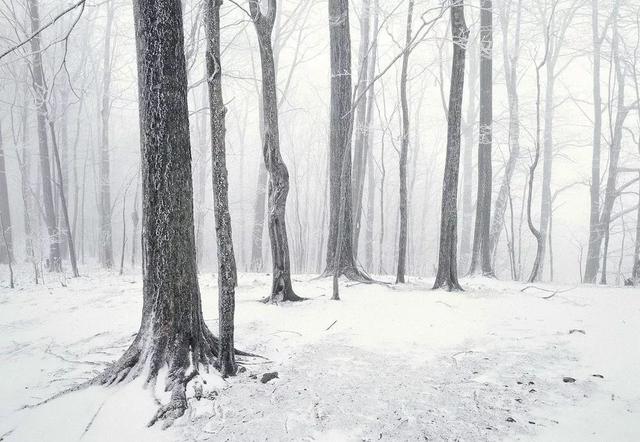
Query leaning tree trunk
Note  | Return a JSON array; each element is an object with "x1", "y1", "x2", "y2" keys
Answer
[
  {"x1": 396, "y1": 0, "x2": 414, "y2": 284},
  {"x1": 0, "y1": 121, "x2": 14, "y2": 265},
  {"x1": 94, "y1": 0, "x2": 235, "y2": 426},
  {"x1": 249, "y1": 0, "x2": 301, "y2": 302},
  {"x1": 204, "y1": 0, "x2": 238, "y2": 376},
  {"x1": 26, "y1": 0, "x2": 61, "y2": 272},
  {"x1": 324, "y1": 0, "x2": 369, "y2": 281},
  {"x1": 469, "y1": 0, "x2": 493, "y2": 277},
  {"x1": 489, "y1": 0, "x2": 522, "y2": 263},
  {"x1": 99, "y1": 0, "x2": 115, "y2": 268},
  {"x1": 433, "y1": 0, "x2": 468, "y2": 291}
]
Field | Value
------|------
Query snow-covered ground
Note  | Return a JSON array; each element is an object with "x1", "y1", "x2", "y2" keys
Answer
[{"x1": 0, "y1": 268, "x2": 638, "y2": 441}]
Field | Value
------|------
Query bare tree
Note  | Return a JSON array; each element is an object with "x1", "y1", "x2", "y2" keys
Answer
[
  {"x1": 249, "y1": 0, "x2": 302, "y2": 302},
  {"x1": 0, "y1": 121, "x2": 13, "y2": 266},
  {"x1": 26, "y1": 0, "x2": 62, "y2": 272},
  {"x1": 489, "y1": 0, "x2": 522, "y2": 264},
  {"x1": 469, "y1": 0, "x2": 494, "y2": 276},
  {"x1": 204, "y1": 0, "x2": 238, "y2": 375},
  {"x1": 396, "y1": 0, "x2": 414, "y2": 283},
  {"x1": 434, "y1": 0, "x2": 469, "y2": 291},
  {"x1": 94, "y1": 0, "x2": 239, "y2": 425}
]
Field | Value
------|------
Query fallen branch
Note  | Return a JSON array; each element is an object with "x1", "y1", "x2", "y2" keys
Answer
[{"x1": 325, "y1": 320, "x2": 337, "y2": 331}]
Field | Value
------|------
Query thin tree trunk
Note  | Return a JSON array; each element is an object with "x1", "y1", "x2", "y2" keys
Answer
[
  {"x1": 99, "y1": 0, "x2": 115, "y2": 268},
  {"x1": 396, "y1": 0, "x2": 414, "y2": 283},
  {"x1": 469, "y1": 0, "x2": 493, "y2": 277},
  {"x1": 26, "y1": 0, "x2": 61, "y2": 272},
  {"x1": 0, "y1": 121, "x2": 14, "y2": 265},
  {"x1": 489, "y1": 0, "x2": 522, "y2": 263},
  {"x1": 205, "y1": 0, "x2": 238, "y2": 375},
  {"x1": 433, "y1": 0, "x2": 468, "y2": 291}
]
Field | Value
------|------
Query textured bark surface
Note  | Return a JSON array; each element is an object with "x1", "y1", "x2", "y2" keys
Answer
[
  {"x1": 205, "y1": 0, "x2": 238, "y2": 376},
  {"x1": 489, "y1": 0, "x2": 521, "y2": 264},
  {"x1": 249, "y1": 0, "x2": 301, "y2": 302},
  {"x1": 469, "y1": 0, "x2": 493, "y2": 277},
  {"x1": 396, "y1": 0, "x2": 414, "y2": 284},
  {"x1": 433, "y1": 0, "x2": 468, "y2": 291},
  {"x1": 95, "y1": 0, "x2": 226, "y2": 426},
  {"x1": 27, "y1": 0, "x2": 61, "y2": 272},
  {"x1": 0, "y1": 121, "x2": 13, "y2": 264},
  {"x1": 324, "y1": 0, "x2": 369, "y2": 281}
]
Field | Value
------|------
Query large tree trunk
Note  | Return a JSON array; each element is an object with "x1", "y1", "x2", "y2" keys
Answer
[
  {"x1": 0, "y1": 121, "x2": 14, "y2": 265},
  {"x1": 351, "y1": 0, "x2": 371, "y2": 259},
  {"x1": 396, "y1": 0, "x2": 414, "y2": 283},
  {"x1": 489, "y1": 0, "x2": 522, "y2": 264},
  {"x1": 469, "y1": 0, "x2": 493, "y2": 277},
  {"x1": 324, "y1": 0, "x2": 369, "y2": 281},
  {"x1": 204, "y1": 0, "x2": 238, "y2": 376},
  {"x1": 584, "y1": 0, "x2": 605, "y2": 283},
  {"x1": 99, "y1": 0, "x2": 115, "y2": 268},
  {"x1": 27, "y1": 0, "x2": 62, "y2": 272},
  {"x1": 433, "y1": 0, "x2": 468, "y2": 291},
  {"x1": 95, "y1": 0, "x2": 231, "y2": 425},
  {"x1": 250, "y1": 0, "x2": 301, "y2": 302}
]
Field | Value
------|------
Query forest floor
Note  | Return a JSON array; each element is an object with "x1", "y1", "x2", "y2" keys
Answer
[{"x1": 0, "y1": 267, "x2": 638, "y2": 441}]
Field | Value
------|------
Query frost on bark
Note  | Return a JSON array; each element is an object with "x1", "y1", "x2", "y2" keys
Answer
[
  {"x1": 433, "y1": 0, "x2": 468, "y2": 291},
  {"x1": 469, "y1": 0, "x2": 493, "y2": 277},
  {"x1": 204, "y1": 0, "x2": 238, "y2": 376},
  {"x1": 249, "y1": 0, "x2": 302, "y2": 302},
  {"x1": 0, "y1": 121, "x2": 14, "y2": 264},
  {"x1": 324, "y1": 0, "x2": 370, "y2": 281},
  {"x1": 396, "y1": 0, "x2": 414, "y2": 284},
  {"x1": 488, "y1": 0, "x2": 522, "y2": 263},
  {"x1": 27, "y1": 0, "x2": 62, "y2": 272},
  {"x1": 94, "y1": 0, "x2": 237, "y2": 425}
]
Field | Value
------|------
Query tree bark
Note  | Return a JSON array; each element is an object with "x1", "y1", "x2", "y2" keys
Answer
[
  {"x1": 95, "y1": 0, "x2": 232, "y2": 426},
  {"x1": 396, "y1": 0, "x2": 414, "y2": 283},
  {"x1": 26, "y1": 0, "x2": 62, "y2": 272},
  {"x1": 469, "y1": 0, "x2": 493, "y2": 277},
  {"x1": 351, "y1": 0, "x2": 371, "y2": 258},
  {"x1": 249, "y1": 0, "x2": 301, "y2": 302},
  {"x1": 325, "y1": 0, "x2": 369, "y2": 281},
  {"x1": 584, "y1": 0, "x2": 605, "y2": 283},
  {"x1": 204, "y1": 0, "x2": 238, "y2": 376},
  {"x1": 433, "y1": 0, "x2": 468, "y2": 291}
]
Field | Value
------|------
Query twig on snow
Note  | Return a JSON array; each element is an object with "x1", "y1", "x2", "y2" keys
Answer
[{"x1": 325, "y1": 320, "x2": 338, "y2": 331}]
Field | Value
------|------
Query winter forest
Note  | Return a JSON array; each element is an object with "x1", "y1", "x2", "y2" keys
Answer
[{"x1": 0, "y1": 0, "x2": 639, "y2": 440}]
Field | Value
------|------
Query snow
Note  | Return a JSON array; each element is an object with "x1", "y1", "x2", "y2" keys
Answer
[{"x1": 0, "y1": 268, "x2": 638, "y2": 441}]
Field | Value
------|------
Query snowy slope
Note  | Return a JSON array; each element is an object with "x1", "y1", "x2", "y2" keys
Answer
[{"x1": 0, "y1": 269, "x2": 638, "y2": 441}]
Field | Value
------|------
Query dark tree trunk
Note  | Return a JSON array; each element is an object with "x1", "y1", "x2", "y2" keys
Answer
[
  {"x1": 489, "y1": 0, "x2": 521, "y2": 263},
  {"x1": 249, "y1": 0, "x2": 301, "y2": 302},
  {"x1": 396, "y1": 0, "x2": 414, "y2": 284},
  {"x1": 325, "y1": 0, "x2": 369, "y2": 281},
  {"x1": 99, "y1": 0, "x2": 115, "y2": 268},
  {"x1": 433, "y1": 0, "x2": 468, "y2": 291},
  {"x1": 469, "y1": 0, "x2": 493, "y2": 277},
  {"x1": 95, "y1": 0, "x2": 230, "y2": 425},
  {"x1": 204, "y1": 0, "x2": 238, "y2": 376},
  {"x1": 0, "y1": 121, "x2": 14, "y2": 265},
  {"x1": 27, "y1": 0, "x2": 61, "y2": 272}
]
